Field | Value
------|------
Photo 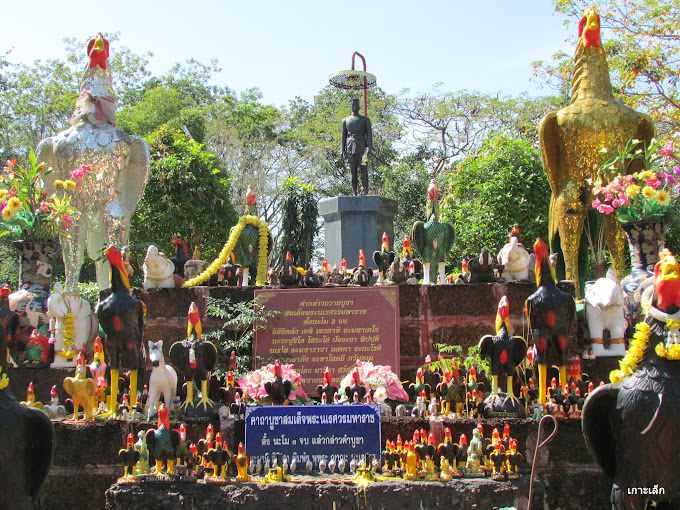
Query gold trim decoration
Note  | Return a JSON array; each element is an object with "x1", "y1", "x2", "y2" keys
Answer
[{"x1": 378, "y1": 288, "x2": 397, "y2": 310}]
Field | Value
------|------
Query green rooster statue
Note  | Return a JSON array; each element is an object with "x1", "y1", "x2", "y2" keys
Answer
[{"x1": 412, "y1": 179, "x2": 455, "y2": 284}]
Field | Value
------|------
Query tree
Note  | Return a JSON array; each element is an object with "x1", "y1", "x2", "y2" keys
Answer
[
  {"x1": 534, "y1": 0, "x2": 680, "y2": 137},
  {"x1": 130, "y1": 127, "x2": 237, "y2": 261},
  {"x1": 277, "y1": 176, "x2": 320, "y2": 268},
  {"x1": 440, "y1": 135, "x2": 551, "y2": 266},
  {"x1": 395, "y1": 87, "x2": 565, "y2": 177}
]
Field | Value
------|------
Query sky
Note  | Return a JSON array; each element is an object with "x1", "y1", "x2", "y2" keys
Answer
[{"x1": 2, "y1": 0, "x2": 575, "y2": 107}]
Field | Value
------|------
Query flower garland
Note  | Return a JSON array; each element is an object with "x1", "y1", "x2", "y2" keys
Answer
[
  {"x1": 0, "y1": 365, "x2": 9, "y2": 390},
  {"x1": 610, "y1": 322, "x2": 650, "y2": 383},
  {"x1": 183, "y1": 215, "x2": 269, "y2": 287},
  {"x1": 57, "y1": 311, "x2": 76, "y2": 359}
]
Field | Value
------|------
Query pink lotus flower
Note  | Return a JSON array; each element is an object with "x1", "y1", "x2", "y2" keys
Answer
[
  {"x1": 70, "y1": 165, "x2": 91, "y2": 179},
  {"x1": 237, "y1": 363, "x2": 308, "y2": 401},
  {"x1": 339, "y1": 360, "x2": 409, "y2": 402}
]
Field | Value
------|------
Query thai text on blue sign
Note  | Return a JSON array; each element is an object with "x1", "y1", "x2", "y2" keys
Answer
[{"x1": 245, "y1": 404, "x2": 381, "y2": 461}]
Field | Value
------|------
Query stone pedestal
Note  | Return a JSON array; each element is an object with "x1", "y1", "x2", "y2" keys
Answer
[{"x1": 319, "y1": 196, "x2": 398, "y2": 267}]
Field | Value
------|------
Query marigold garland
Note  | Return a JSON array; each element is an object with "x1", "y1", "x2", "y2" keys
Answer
[
  {"x1": 610, "y1": 322, "x2": 651, "y2": 383},
  {"x1": 655, "y1": 342, "x2": 680, "y2": 360},
  {"x1": 183, "y1": 215, "x2": 269, "y2": 287},
  {"x1": 57, "y1": 311, "x2": 76, "y2": 359}
]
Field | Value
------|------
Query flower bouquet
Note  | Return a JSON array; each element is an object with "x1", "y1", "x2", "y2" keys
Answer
[
  {"x1": 339, "y1": 360, "x2": 409, "y2": 402},
  {"x1": 237, "y1": 362, "x2": 309, "y2": 404},
  {"x1": 591, "y1": 138, "x2": 679, "y2": 222},
  {"x1": 0, "y1": 150, "x2": 79, "y2": 242}
]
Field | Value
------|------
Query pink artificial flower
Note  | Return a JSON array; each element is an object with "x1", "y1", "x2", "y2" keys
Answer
[
  {"x1": 39, "y1": 201, "x2": 49, "y2": 213},
  {"x1": 605, "y1": 193, "x2": 614, "y2": 202},
  {"x1": 647, "y1": 178, "x2": 662, "y2": 189},
  {"x1": 598, "y1": 204, "x2": 615, "y2": 215},
  {"x1": 674, "y1": 165, "x2": 680, "y2": 176},
  {"x1": 612, "y1": 198, "x2": 622, "y2": 208},
  {"x1": 661, "y1": 172, "x2": 678, "y2": 185},
  {"x1": 618, "y1": 192, "x2": 630, "y2": 206},
  {"x1": 70, "y1": 165, "x2": 91, "y2": 179},
  {"x1": 61, "y1": 214, "x2": 73, "y2": 229},
  {"x1": 660, "y1": 143, "x2": 675, "y2": 156},
  {"x1": 0, "y1": 201, "x2": 6, "y2": 213},
  {"x1": 626, "y1": 174, "x2": 635, "y2": 184},
  {"x1": 592, "y1": 198, "x2": 602, "y2": 209}
]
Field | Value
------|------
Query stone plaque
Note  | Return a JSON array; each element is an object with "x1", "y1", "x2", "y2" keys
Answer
[{"x1": 254, "y1": 287, "x2": 399, "y2": 396}]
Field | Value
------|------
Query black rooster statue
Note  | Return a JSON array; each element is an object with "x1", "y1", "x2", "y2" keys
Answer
[
  {"x1": 264, "y1": 360, "x2": 293, "y2": 405},
  {"x1": 583, "y1": 249, "x2": 680, "y2": 509},
  {"x1": 317, "y1": 367, "x2": 339, "y2": 403},
  {"x1": 373, "y1": 232, "x2": 396, "y2": 284},
  {"x1": 479, "y1": 296, "x2": 527, "y2": 418},
  {"x1": 170, "y1": 235, "x2": 191, "y2": 278},
  {"x1": 169, "y1": 302, "x2": 218, "y2": 418},
  {"x1": 524, "y1": 238, "x2": 576, "y2": 405},
  {"x1": 145, "y1": 403, "x2": 181, "y2": 475},
  {"x1": 0, "y1": 310, "x2": 55, "y2": 510},
  {"x1": 468, "y1": 248, "x2": 498, "y2": 283},
  {"x1": 96, "y1": 245, "x2": 146, "y2": 417}
]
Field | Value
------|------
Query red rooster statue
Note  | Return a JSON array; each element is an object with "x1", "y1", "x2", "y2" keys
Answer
[
  {"x1": 524, "y1": 239, "x2": 576, "y2": 405},
  {"x1": 96, "y1": 245, "x2": 146, "y2": 416},
  {"x1": 169, "y1": 302, "x2": 218, "y2": 415}
]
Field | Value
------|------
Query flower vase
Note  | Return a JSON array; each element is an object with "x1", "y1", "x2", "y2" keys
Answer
[
  {"x1": 8, "y1": 241, "x2": 59, "y2": 365},
  {"x1": 620, "y1": 221, "x2": 666, "y2": 322}
]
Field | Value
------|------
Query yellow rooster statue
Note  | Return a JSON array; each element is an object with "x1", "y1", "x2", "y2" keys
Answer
[
  {"x1": 63, "y1": 352, "x2": 97, "y2": 420},
  {"x1": 538, "y1": 7, "x2": 654, "y2": 296}
]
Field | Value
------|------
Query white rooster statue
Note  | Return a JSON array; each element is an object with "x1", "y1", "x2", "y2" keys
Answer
[{"x1": 37, "y1": 33, "x2": 150, "y2": 290}]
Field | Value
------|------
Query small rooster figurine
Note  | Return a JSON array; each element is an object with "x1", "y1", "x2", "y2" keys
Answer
[
  {"x1": 373, "y1": 232, "x2": 396, "y2": 284},
  {"x1": 344, "y1": 368, "x2": 367, "y2": 403},
  {"x1": 264, "y1": 360, "x2": 293, "y2": 405},
  {"x1": 317, "y1": 367, "x2": 339, "y2": 403},
  {"x1": 235, "y1": 442, "x2": 251, "y2": 482},
  {"x1": 412, "y1": 179, "x2": 455, "y2": 285},
  {"x1": 118, "y1": 433, "x2": 141, "y2": 479},
  {"x1": 97, "y1": 245, "x2": 146, "y2": 417},
  {"x1": 145, "y1": 403, "x2": 181, "y2": 475},
  {"x1": 169, "y1": 302, "x2": 218, "y2": 414},
  {"x1": 525, "y1": 239, "x2": 576, "y2": 405},
  {"x1": 170, "y1": 235, "x2": 191, "y2": 278},
  {"x1": 63, "y1": 352, "x2": 97, "y2": 420}
]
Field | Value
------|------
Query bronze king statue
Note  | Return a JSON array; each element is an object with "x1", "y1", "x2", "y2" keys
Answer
[
  {"x1": 538, "y1": 8, "x2": 654, "y2": 296},
  {"x1": 341, "y1": 98, "x2": 373, "y2": 195},
  {"x1": 37, "y1": 33, "x2": 150, "y2": 290}
]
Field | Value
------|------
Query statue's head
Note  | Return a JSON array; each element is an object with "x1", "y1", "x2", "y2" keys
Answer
[{"x1": 351, "y1": 98, "x2": 360, "y2": 114}]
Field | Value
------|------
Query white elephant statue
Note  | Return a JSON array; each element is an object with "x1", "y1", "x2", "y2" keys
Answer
[
  {"x1": 143, "y1": 245, "x2": 175, "y2": 290},
  {"x1": 584, "y1": 269, "x2": 627, "y2": 357},
  {"x1": 37, "y1": 33, "x2": 149, "y2": 291},
  {"x1": 46, "y1": 282, "x2": 98, "y2": 368}
]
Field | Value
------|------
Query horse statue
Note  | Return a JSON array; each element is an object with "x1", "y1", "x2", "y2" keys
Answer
[
  {"x1": 46, "y1": 282, "x2": 98, "y2": 368},
  {"x1": 147, "y1": 340, "x2": 177, "y2": 420}
]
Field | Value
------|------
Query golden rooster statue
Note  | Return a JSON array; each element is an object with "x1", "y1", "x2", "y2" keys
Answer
[
  {"x1": 63, "y1": 352, "x2": 97, "y2": 421},
  {"x1": 538, "y1": 8, "x2": 655, "y2": 296}
]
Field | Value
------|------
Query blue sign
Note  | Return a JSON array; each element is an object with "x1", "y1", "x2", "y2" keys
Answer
[{"x1": 245, "y1": 404, "x2": 381, "y2": 461}]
